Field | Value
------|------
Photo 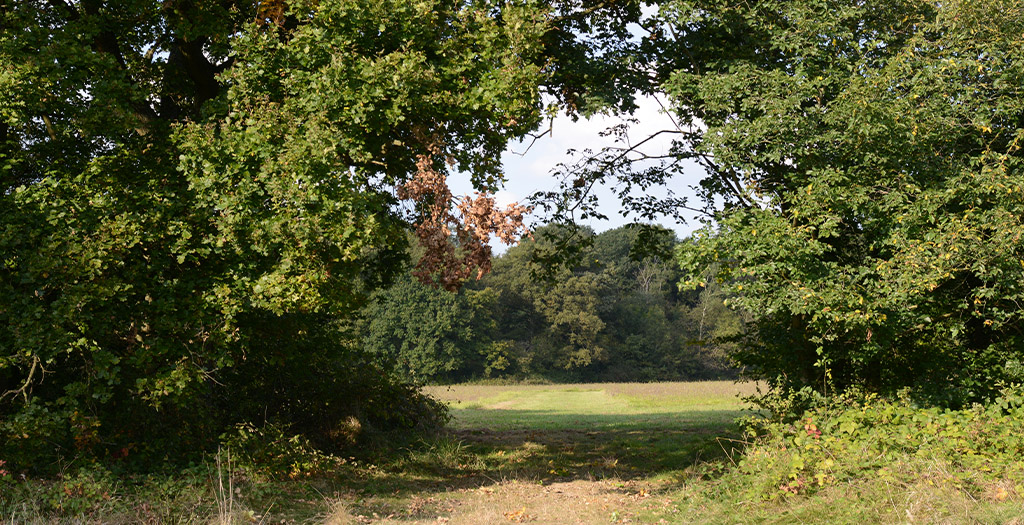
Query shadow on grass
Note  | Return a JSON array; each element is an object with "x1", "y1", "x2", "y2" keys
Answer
[
  {"x1": 241, "y1": 408, "x2": 749, "y2": 521},
  {"x1": 365, "y1": 408, "x2": 747, "y2": 493},
  {"x1": 452, "y1": 406, "x2": 744, "y2": 431}
]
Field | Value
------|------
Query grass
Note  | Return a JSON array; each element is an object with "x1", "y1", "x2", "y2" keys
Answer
[
  {"x1": 342, "y1": 380, "x2": 760, "y2": 523},
  {"x1": 0, "y1": 381, "x2": 754, "y2": 524},
  {"x1": 309, "y1": 381, "x2": 752, "y2": 524},
  {"x1": 5, "y1": 380, "x2": 1022, "y2": 523}
]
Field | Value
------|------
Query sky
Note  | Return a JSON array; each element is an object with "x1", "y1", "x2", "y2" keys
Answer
[
  {"x1": 448, "y1": 94, "x2": 709, "y2": 253},
  {"x1": 447, "y1": 4, "x2": 712, "y2": 253}
]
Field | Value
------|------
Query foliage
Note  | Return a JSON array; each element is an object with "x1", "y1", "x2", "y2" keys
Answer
[
  {"x1": 355, "y1": 223, "x2": 742, "y2": 384},
  {"x1": 732, "y1": 386, "x2": 1024, "y2": 503},
  {"x1": 361, "y1": 273, "x2": 497, "y2": 384},
  {"x1": 219, "y1": 424, "x2": 339, "y2": 480},
  {"x1": 0, "y1": 0, "x2": 546, "y2": 471},
  {"x1": 473, "y1": 224, "x2": 742, "y2": 381},
  {"x1": 540, "y1": 0, "x2": 654, "y2": 116},
  {"x1": 666, "y1": 0, "x2": 1024, "y2": 404}
]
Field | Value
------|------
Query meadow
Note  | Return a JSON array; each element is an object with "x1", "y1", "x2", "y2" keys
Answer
[
  {"x1": 5, "y1": 380, "x2": 1023, "y2": 523},
  {"x1": 0, "y1": 381, "x2": 755, "y2": 523}
]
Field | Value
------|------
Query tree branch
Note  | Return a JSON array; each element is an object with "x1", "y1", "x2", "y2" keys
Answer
[
  {"x1": 1, "y1": 356, "x2": 40, "y2": 403},
  {"x1": 177, "y1": 36, "x2": 223, "y2": 113}
]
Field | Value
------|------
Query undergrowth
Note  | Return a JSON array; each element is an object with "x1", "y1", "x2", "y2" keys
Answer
[
  {"x1": 7, "y1": 383, "x2": 1024, "y2": 523},
  {"x1": 741, "y1": 386, "x2": 1024, "y2": 499},
  {"x1": 669, "y1": 385, "x2": 1024, "y2": 523}
]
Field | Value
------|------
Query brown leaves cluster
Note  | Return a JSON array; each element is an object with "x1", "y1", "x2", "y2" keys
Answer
[
  {"x1": 256, "y1": 0, "x2": 287, "y2": 27},
  {"x1": 399, "y1": 151, "x2": 530, "y2": 292}
]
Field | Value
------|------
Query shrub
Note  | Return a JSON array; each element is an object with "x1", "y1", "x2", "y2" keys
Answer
[{"x1": 735, "y1": 386, "x2": 1024, "y2": 501}]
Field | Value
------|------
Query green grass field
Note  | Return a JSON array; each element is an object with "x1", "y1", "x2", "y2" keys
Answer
[
  {"x1": 427, "y1": 381, "x2": 756, "y2": 426},
  {"x1": 7, "y1": 381, "x2": 1022, "y2": 523},
  {"x1": 335, "y1": 381, "x2": 762, "y2": 523}
]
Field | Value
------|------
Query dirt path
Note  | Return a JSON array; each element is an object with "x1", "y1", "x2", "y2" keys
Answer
[
  {"x1": 330, "y1": 477, "x2": 681, "y2": 524},
  {"x1": 321, "y1": 425, "x2": 709, "y2": 525},
  {"x1": 318, "y1": 384, "x2": 751, "y2": 524}
]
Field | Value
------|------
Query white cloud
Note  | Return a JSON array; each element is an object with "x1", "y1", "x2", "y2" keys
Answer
[{"x1": 492, "y1": 189, "x2": 518, "y2": 208}]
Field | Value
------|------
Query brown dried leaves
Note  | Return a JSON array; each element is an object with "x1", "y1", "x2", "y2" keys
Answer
[{"x1": 399, "y1": 152, "x2": 530, "y2": 291}]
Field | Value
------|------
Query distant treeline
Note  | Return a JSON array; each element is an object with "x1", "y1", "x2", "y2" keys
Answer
[{"x1": 358, "y1": 224, "x2": 744, "y2": 384}]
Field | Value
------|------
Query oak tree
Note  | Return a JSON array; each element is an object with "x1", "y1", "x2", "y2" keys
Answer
[{"x1": 0, "y1": 0, "x2": 547, "y2": 467}]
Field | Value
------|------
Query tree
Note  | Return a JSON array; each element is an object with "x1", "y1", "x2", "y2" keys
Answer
[
  {"x1": 474, "y1": 223, "x2": 738, "y2": 381},
  {"x1": 361, "y1": 273, "x2": 496, "y2": 384},
  {"x1": 477, "y1": 225, "x2": 607, "y2": 378},
  {"x1": 662, "y1": 0, "x2": 1024, "y2": 404},
  {"x1": 532, "y1": 0, "x2": 1023, "y2": 404},
  {"x1": 0, "y1": 0, "x2": 547, "y2": 468}
]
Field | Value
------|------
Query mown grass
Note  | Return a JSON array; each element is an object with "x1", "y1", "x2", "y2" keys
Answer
[{"x1": 421, "y1": 381, "x2": 756, "y2": 488}]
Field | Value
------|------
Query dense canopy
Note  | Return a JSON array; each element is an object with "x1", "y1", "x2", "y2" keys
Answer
[
  {"x1": 669, "y1": 0, "x2": 1024, "y2": 404},
  {"x1": 1, "y1": 0, "x2": 547, "y2": 468}
]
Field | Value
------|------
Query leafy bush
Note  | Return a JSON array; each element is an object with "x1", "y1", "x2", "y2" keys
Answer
[
  {"x1": 219, "y1": 424, "x2": 337, "y2": 480},
  {"x1": 734, "y1": 386, "x2": 1024, "y2": 501}
]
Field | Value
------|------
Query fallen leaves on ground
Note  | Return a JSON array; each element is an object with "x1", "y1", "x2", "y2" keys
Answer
[{"x1": 503, "y1": 506, "x2": 535, "y2": 522}]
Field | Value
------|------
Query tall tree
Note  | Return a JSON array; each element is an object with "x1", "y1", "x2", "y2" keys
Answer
[
  {"x1": 361, "y1": 273, "x2": 496, "y2": 384},
  {"x1": 475, "y1": 224, "x2": 737, "y2": 381},
  {"x1": 0, "y1": 0, "x2": 547, "y2": 468},
  {"x1": 673, "y1": 0, "x2": 1024, "y2": 404},
  {"x1": 538, "y1": 0, "x2": 1024, "y2": 404}
]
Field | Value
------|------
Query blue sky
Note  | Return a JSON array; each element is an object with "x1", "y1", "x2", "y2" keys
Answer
[{"x1": 449, "y1": 94, "x2": 708, "y2": 252}]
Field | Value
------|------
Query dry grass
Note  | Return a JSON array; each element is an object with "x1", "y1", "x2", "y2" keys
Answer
[
  {"x1": 422, "y1": 380, "x2": 760, "y2": 406},
  {"x1": 323, "y1": 478, "x2": 680, "y2": 524}
]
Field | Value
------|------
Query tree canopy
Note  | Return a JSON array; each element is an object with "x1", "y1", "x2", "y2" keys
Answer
[
  {"x1": 673, "y1": 0, "x2": 1024, "y2": 404},
  {"x1": 536, "y1": 0, "x2": 1024, "y2": 405},
  {"x1": 360, "y1": 224, "x2": 741, "y2": 383},
  {"x1": 0, "y1": 0, "x2": 548, "y2": 468}
]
